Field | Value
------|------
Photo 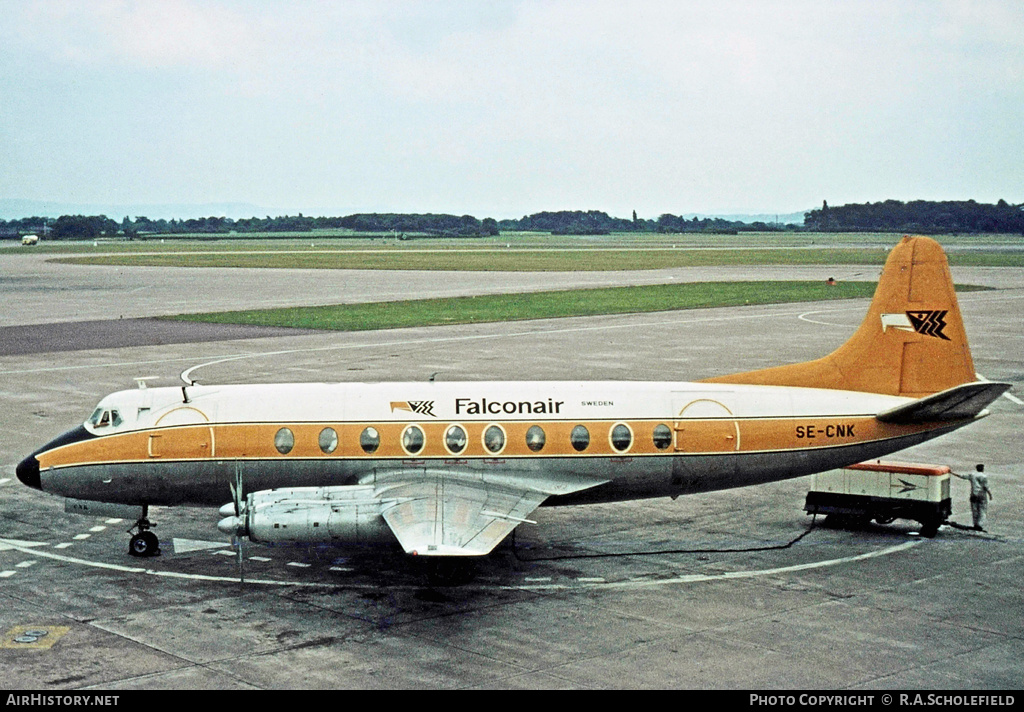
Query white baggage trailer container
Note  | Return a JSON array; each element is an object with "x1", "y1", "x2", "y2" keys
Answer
[{"x1": 805, "y1": 460, "x2": 951, "y2": 537}]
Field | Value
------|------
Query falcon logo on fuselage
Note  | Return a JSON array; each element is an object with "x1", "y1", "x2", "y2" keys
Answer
[{"x1": 390, "y1": 401, "x2": 436, "y2": 417}]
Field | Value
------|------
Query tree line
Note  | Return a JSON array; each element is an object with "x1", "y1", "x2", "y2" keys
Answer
[
  {"x1": 0, "y1": 210, "x2": 758, "y2": 239},
  {"x1": 3, "y1": 200, "x2": 1021, "y2": 240},
  {"x1": 804, "y1": 199, "x2": 1024, "y2": 233}
]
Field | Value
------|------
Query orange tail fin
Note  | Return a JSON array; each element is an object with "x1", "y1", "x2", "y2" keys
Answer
[{"x1": 703, "y1": 236, "x2": 976, "y2": 397}]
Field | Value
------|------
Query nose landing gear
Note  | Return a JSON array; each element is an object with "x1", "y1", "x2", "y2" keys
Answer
[{"x1": 127, "y1": 506, "x2": 161, "y2": 557}]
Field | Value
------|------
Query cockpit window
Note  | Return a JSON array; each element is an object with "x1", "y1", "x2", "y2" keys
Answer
[{"x1": 89, "y1": 408, "x2": 122, "y2": 428}]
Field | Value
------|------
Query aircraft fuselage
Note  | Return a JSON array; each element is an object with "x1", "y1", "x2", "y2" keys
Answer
[{"x1": 19, "y1": 380, "x2": 968, "y2": 509}]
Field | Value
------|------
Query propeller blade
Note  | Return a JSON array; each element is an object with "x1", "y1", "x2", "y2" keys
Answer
[
  {"x1": 234, "y1": 463, "x2": 245, "y2": 585},
  {"x1": 235, "y1": 535, "x2": 245, "y2": 585},
  {"x1": 232, "y1": 463, "x2": 244, "y2": 516}
]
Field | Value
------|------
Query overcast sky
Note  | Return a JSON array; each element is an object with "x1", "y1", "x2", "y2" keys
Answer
[{"x1": 2, "y1": 0, "x2": 1022, "y2": 219}]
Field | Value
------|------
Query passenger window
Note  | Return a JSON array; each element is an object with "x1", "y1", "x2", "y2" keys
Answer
[
  {"x1": 319, "y1": 427, "x2": 338, "y2": 454},
  {"x1": 526, "y1": 425, "x2": 546, "y2": 452},
  {"x1": 570, "y1": 425, "x2": 590, "y2": 452},
  {"x1": 275, "y1": 428, "x2": 294, "y2": 455},
  {"x1": 360, "y1": 427, "x2": 380, "y2": 454},
  {"x1": 402, "y1": 425, "x2": 425, "y2": 455},
  {"x1": 653, "y1": 424, "x2": 672, "y2": 450},
  {"x1": 445, "y1": 425, "x2": 467, "y2": 454},
  {"x1": 483, "y1": 425, "x2": 505, "y2": 454},
  {"x1": 610, "y1": 423, "x2": 632, "y2": 452}
]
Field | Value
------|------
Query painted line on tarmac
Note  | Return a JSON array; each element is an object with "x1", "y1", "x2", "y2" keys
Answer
[
  {"x1": 0, "y1": 535, "x2": 922, "y2": 592},
  {"x1": 798, "y1": 307, "x2": 861, "y2": 327},
  {"x1": 508, "y1": 540, "x2": 924, "y2": 591},
  {"x1": 796, "y1": 290, "x2": 1024, "y2": 328},
  {"x1": 0, "y1": 537, "x2": 336, "y2": 588}
]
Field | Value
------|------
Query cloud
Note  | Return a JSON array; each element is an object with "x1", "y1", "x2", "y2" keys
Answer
[
  {"x1": 12, "y1": 0, "x2": 258, "y2": 70},
  {"x1": 1, "y1": 1, "x2": 1021, "y2": 214}
]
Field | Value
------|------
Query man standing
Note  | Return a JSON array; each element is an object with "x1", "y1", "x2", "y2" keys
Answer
[{"x1": 954, "y1": 464, "x2": 993, "y2": 531}]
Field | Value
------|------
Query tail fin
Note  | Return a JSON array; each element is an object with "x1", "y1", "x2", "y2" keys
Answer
[{"x1": 703, "y1": 235, "x2": 976, "y2": 397}]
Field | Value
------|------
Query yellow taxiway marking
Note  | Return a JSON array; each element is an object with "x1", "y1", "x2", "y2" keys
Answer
[{"x1": 1, "y1": 626, "x2": 71, "y2": 650}]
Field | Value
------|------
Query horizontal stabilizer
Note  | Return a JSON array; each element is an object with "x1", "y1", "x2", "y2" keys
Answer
[{"x1": 875, "y1": 381, "x2": 1012, "y2": 424}]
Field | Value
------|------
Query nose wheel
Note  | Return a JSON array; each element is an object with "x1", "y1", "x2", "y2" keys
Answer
[{"x1": 127, "y1": 507, "x2": 161, "y2": 557}]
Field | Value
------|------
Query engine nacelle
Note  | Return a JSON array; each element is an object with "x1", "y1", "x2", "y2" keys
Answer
[{"x1": 218, "y1": 485, "x2": 393, "y2": 545}]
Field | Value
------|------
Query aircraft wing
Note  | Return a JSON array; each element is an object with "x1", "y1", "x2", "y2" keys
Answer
[
  {"x1": 374, "y1": 469, "x2": 607, "y2": 557},
  {"x1": 875, "y1": 381, "x2": 1012, "y2": 424}
]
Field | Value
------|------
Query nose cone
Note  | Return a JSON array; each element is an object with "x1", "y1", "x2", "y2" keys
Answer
[
  {"x1": 16, "y1": 455, "x2": 41, "y2": 490},
  {"x1": 217, "y1": 515, "x2": 246, "y2": 537},
  {"x1": 15, "y1": 424, "x2": 96, "y2": 493}
]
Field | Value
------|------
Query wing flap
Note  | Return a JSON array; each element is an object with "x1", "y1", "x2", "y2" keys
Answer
[
  {"x1": 875, "y1": 381, "x2": 1012, "y2": 424},
  {"x1": 380, "y1": 477, "x2": 547, "y2": 557}
]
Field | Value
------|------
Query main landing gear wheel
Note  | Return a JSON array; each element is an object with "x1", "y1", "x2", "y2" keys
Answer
[
  {"x1": 127, "y1": 506, "x2": 161, "y2": 557},
  {"x1": 129, "y1": 530, "x2": 160, "y2": 557}
]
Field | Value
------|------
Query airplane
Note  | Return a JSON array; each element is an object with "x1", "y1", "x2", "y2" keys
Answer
[{"x1": 15, "y1": 236, "x2": 1011, "y2": 564}]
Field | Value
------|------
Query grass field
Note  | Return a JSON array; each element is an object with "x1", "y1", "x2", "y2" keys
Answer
[{"x1": 166, "y1": 281, "x2": 891, "y2": 332}]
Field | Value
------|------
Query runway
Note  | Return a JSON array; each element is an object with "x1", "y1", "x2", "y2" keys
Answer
[{"x1": 1, "y1": 249, "x2": 1021, "y2": 689}]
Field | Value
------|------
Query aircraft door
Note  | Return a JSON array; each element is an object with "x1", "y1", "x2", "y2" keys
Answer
[
  {"x1": 148, "y1": 406, "x2": 215, "y2": 460},
  {"x1": 671, "y1": 393, "x2": 740, "y2": 453}
]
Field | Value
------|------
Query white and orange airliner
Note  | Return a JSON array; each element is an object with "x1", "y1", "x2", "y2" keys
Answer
[{"x1": 15, "y1": 236, "x2": 1010, "y2": 559}]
